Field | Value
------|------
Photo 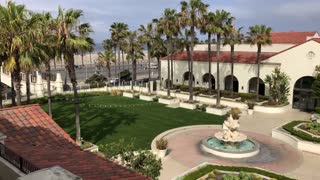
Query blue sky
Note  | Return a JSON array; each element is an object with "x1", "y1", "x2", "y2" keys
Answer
[{"x1": 1, "y1": 0, "x2": 320, "y2": 43}]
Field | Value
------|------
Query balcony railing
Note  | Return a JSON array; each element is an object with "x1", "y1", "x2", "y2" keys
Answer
[{"x1": 0, "y1": 143, "x2": 40, "y2": 174}]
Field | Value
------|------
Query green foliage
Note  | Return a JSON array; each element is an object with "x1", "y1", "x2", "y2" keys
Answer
[
  {"x1": 120, "y1": 69, "x2": 132, "y2": 81},
  {"x1": 182, "y1": 165, "x2": 295, "y2": 180},
  {"x1": 315, "y1": 107, "x2": 320, "y2": 114},
  {"x1": 99, "y1": 138, "x2": 161, "y2": 179},
  {"x1": 130, "y1": 151, "x2": 162, "y2": 180},
  {"x1": 85, "y1": 74, "x2": 107, "y2": 87},
  {"x1": 312, "y1": 65, "x2": 320, "y2": 99},
  {"x1": 196, "y1": 104, "x2": 208, "y2": 112},
  {"x1": 307, "y1": 122, "x2": 320, "y2": 134},
  {"x1": 283, "y1": 121, "x2": 320, "y2": 143},
  {"x1": 265, "y1": 67, "x2": 290, "y2": 105},
  {"x1": 223, "y1": 173, "x2": 240, "y2": 180}
]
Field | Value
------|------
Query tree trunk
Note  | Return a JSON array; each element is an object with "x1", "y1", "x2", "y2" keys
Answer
[
  {"x1": 147, "y1": 44, "x2": 151, "y2": 93},
  {"x1": 107, "y1": 60, "x2": 111, "y2": 79},
  {"x1": 53, "y1": 57, "x2": 56, "y2": 69},
  {"x1": 0, "y1": 63, "x2": 2, "y2": 109},
  {"x1": 170, "y1": 54, "x2": 173, "y2": 88},
  {"x1": 132, "y1": 58, "x2": 137, "y2": 91},
  {"x1": 114, "y1": 46, "x2": 117, "y2": 77},
  {"x1": 26, "y1": 71, "x2": 30, "y2": 104},
  {"x1": 118, "y1": 42, "x2": 121, "y2": 73},
  {"x1": 65, "y1": 53, "x2": 81, "y2": 145},
  {"x1": 186, "y1": 44, "x2": 192, "y2": 101},
  {"x1": 256, "y1": 44, "x2": 262, "y2": 102},
  {"x1": 216, "y1": 34, "x2": 221, "y2": 106},
  {"x1": 11, "y1": 73, "x2": 15, "y2": 105},
  {"x1": 46, "y1": 63, "x2": 52, "y2": 118},
  {"x1": 157, "y1": 56, "x2": 161, "y2": 80},
  {"x1": 14, "y1": 55, "x2": 21, "y2": 106},
  {"x1": 122, "y1": 50, "x2": 125, "y2": 70},
  {"x1": 89, "y1": 52, "x2": 92, "y2": 65},
  {"x1": 230, "y1": 45, "x2": 235, "y2": 97},
  {"x1": 207, "y1": 33, "x2": 212, "y2": 95},
  {"x1": 166, "y1": 36, "x2": 171, "y2": 97},
  {"x1": 81, "y1": 52, "x2": 84, "y2": 66}
]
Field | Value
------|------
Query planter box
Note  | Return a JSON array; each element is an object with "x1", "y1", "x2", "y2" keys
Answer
[
  {"x1": 123, "y1": 92, "x2": 136, "y2": 98},
  {"x1": 82, "y1": 142, "x2": 99, "y2": 153},
  {"x1": 254, "y1": 104, "x2": 290, "y2": 114},
  {"x1": 159, "y1": 98, "x2": 180, "y2": 105},
  {"x1": 139, "y1": 94, "x2": 156, "y2": 101},
  {"x1": 206, "y1": 106, "x2": 231, "y2": 116},
  {"x1": 180, "y1": 102, "x2": 198, "y2": 110},
  {"x1": 157, "y1": 149, "x2": 168, "y2": 159},
  {"x1": 247, "y1": 109, "x2": 254, "y2": 115},
  {"x1": 221, "y1": 97, "x2": 241, "y2": 102}
]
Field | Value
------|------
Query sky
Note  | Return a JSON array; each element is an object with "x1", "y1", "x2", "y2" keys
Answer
[{"x1": 1, "y1": 0, "x2": 320, "y2": 43}]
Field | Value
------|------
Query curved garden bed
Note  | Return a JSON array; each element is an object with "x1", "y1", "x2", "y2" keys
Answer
[{"x1": 179, "y1": 164, "x2": 295, "y2": 180}]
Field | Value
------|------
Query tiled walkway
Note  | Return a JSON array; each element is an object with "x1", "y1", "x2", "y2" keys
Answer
[{"x1": 158, "y1": 110, "x2": 320, "y2": 180}]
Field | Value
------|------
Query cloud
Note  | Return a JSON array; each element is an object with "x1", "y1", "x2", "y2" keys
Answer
[{"x1": 0, "y1": 0, "x2": 319, "y2": 42}]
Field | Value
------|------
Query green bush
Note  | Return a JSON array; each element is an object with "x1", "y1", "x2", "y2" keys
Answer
[
  {"x1": 315, "y1": 107, "x2": 320, "y2": 114},
  {"x1": 283, "y1": 121, "x2": 320, "y2": 143},
  {"x1": 85, "y1": 74, "x2": 107, "y2": 84},
  {"x1": 182, "y1": 165, "x2": 295, "y2": 180}
]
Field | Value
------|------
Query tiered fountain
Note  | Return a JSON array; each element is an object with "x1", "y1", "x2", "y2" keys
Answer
[{"x1": 201, "y1": 115, "x2": 260, "y2": 158}]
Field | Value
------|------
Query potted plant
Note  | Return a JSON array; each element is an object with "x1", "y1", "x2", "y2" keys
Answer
[
  {"x1": 247, "y1": 101, "x2": 255, "y2": 115},
  {"x1": 156, "y1": 138, "x2": 168, "y2": 158}
]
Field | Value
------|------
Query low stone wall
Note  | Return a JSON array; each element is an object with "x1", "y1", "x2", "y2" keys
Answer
[
  {"x1": 255, "y1": 105, "x2": 291, "y2": 114},
  {"x1": 272, "y1": 126, "x2": 320, "y2": 154},
  {"x1": 139, "y1": 95, "x2": 156, "y2": 101},
  {"x1": 158, "y1": 98, "x2": 180, "y2": 105},
  {"x1": 179, "y1": 102, "x2": 198, "y2": 110}
]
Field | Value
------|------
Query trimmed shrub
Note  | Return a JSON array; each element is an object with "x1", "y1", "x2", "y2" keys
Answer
[{"x1": 283, "y1": 121, "x2": 320, "y2": 143}]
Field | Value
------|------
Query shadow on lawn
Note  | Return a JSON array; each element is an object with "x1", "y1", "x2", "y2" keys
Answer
[{"x1": 52, "y1": 103, "x2": 138, "y2": 144}]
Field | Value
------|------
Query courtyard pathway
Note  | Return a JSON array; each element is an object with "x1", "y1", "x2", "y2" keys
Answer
[{"x1": 158, "y1": 110, "x2": 319, "y2": 180}]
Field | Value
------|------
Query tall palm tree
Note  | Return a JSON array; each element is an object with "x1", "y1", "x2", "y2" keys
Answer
[
  {"x1": 97, "y1": 50, "x2": 115, "y2": 79},
  {"x1": 79, "y1": 23, "x2": 94, "y2": 66},
  {"x1": 110, "y1": 22, "x2": 128, "y2": 74},
  {"x1": 247, "y1": 25, "x2": 272, "y2": 101},
  {"x1": 212, "y1": 10, "x2": 234, "y2": 106},
  {"x1": 0, "y1": 2, "x2": 34, "y2": 105},
  {"x1": 139, "y1": 23, "x2": 154, "y2": 93},
  {"x1": 199, "y1": 12, "x2": 215, "y2": 95},
  {"x1": 151, "y1": 34, "x2": 167, "y2": 80},
  {"x1": 155, "y1": 8, "x2": 180, "y2": 97},
  {"x1": 223, "y1": 26, "x2": 244, "y2": 97},
  {"x1": 55, "y1": 7, "x2": 94, "y2": 145},
  {"x1": 124, "y1": 31, "x2": 144, "y2": 89},
  {"x1": 180, "y1": 0, "x2": 208, "y2": 101}
]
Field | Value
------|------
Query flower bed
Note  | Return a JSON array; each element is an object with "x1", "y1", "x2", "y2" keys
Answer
[
  {"x1": 206, "y1": 105, "x2": 231, "y2": 116},
  {"x1": 254, "y1": 104, "x2": 291, "y2": 114},
  {"x1": 283, "y1": 121, "x2": 320, "y2": 143},
  {"x1": 181, "y1": 164, "x2": 294, "y2": 180},
  {"x1": 179, "y1": 100, "x2": 199, "y2": 110},
  {"x1": 158, "y1": 96, "x2": 180, "y2": 105}
]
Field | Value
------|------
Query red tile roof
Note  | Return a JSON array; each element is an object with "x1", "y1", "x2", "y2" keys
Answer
[
  {"x1": 0, "y1": 104, "x2": 149, "y2": 180},
  {"x1": 271, "y1": 31, "x2": 317, "y2": 44},
  {"x1": 162, "y1": 51, "x2": 276, "y2": 64}
]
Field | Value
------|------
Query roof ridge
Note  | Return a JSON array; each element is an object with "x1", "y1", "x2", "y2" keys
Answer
[{"x1": 0, "y1": 104, "x2": 40, "y2": 111}]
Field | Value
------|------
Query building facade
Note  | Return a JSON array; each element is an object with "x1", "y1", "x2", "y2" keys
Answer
[{"x1": 161, "y1": 31, "x2": 320, "y2": 111}]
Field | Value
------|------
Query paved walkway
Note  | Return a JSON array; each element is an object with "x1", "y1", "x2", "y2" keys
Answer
[{"x1": 158, "y1": 110, "x2": 320, "y2": 180}]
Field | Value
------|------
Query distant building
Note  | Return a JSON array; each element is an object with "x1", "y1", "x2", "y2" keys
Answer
[{"x1": 161, "y1": 31, "x2": 320, "y2": 111}]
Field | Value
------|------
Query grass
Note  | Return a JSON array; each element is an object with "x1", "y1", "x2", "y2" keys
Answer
[
  {"x1": 40, "y1": 94, "x2": 224, "y2": 150},
  {"x1": 182, "y1": 165, "x2": 295, "y2": 180}
]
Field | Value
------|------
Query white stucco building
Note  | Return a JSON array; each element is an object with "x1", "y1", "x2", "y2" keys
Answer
[{"x1": 161, "y1": 31, "x2": 320, "y2": 111}]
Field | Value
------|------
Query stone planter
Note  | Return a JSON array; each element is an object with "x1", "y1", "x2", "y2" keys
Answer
[
  {"x1": 180, "y1": 102, "x2": 198, "y2": 110},
  {"x1": 206, "y1": 106, "x2": 231, "y2": 116},
  {"x1": 82, "y1": 142, "x2": 99, "y2": 153},
  {"x1": 254, "y1": 104, "x2": 290, "y2": 114},
  {"x1": 248, "y1": 109, "x2": 254, "y2": 115},
  {"x1": 123, "y1": 92, "x2": 135, "y2": 98},
  {"x1": 139, "y1": 94, "x2": 156, "y2": 101},
  {"x1": 157, "y1": 149, "x2": 168, "y2": 158},
  {"x1": 159, "y1": 98, "x2": 180, "y2": 105}
]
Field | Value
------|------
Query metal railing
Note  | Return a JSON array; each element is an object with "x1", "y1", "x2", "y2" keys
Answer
[{"x1": 0, "y1": 143, "x2": 40, "y2": 174}]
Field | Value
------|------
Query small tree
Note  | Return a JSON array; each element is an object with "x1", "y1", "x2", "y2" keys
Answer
[
  {"x1": 312, "y1": 66, "x2": 320, "y2": 99},
  {"x1": 265, "y1": 67, "x2": 290, "y2": 104}
]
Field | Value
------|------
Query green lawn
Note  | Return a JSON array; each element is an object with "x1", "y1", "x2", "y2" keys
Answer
[{"x1": 41, "y1": 94, "x2": 224, "y2": 150}]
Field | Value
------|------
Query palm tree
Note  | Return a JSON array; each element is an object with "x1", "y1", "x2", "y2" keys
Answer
[
  {"x1": 139, "y1": 23, "x2": 154, "y2": 93},
  {"x1": 223, "y1": 26, "x2": 244, "y2": 97},
  {"x1": 155, "y1": 8, "x2": 180, "y2": 97},
  {"x1": 79, "y1": 23, "x2": 94, "y2": 66},
  {"x1": 55, "y1": 7, "x2": 94, "y2": 145},
  {"x1": 110, "y1": 22, "x2": 128, "y2": 74},
  {"x1": 212, "y1": 10, "x2": 234, "y2": 106},
  {"x1": 0, "y1": 2, "x2": 34, "y2": 105},
  {"x1": 151, "y1": 34, "x2": 167, "y2": 80},
  {"x1": 199, "y1": 12, "x2": 215, "y2": 95},
  {"x1": 247, "y1": 25, "x2": 272, "y2": 101},
  {"x1": 97, "y1": 50, "x2": 115, "y2": 79},
  {"x1": 180, "y1": 0, "x2": 208, "y2": 101},
  {"x1": 124, "y1": 31, "x2": 144, "y2": 89}
]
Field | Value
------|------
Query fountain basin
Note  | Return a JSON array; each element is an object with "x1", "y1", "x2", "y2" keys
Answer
[{"x1": 201, "y1": 137, "x2": 260, "y2": 158}]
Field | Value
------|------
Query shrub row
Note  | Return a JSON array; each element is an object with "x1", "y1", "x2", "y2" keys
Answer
[
  {"x1": 183, "y1": 164, "x2": 295, "y2": 180},
  {"x1": 282, "y1": 121, "x2": 320, "y2": 143}
]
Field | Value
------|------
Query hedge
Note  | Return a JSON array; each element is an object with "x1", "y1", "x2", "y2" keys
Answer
[
  {"x1": 183, "y1": 165, "x2": 295, "y2": 180},
  {"x1": 282, "y1": 121, "x2": 320, "y2": 143}
]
